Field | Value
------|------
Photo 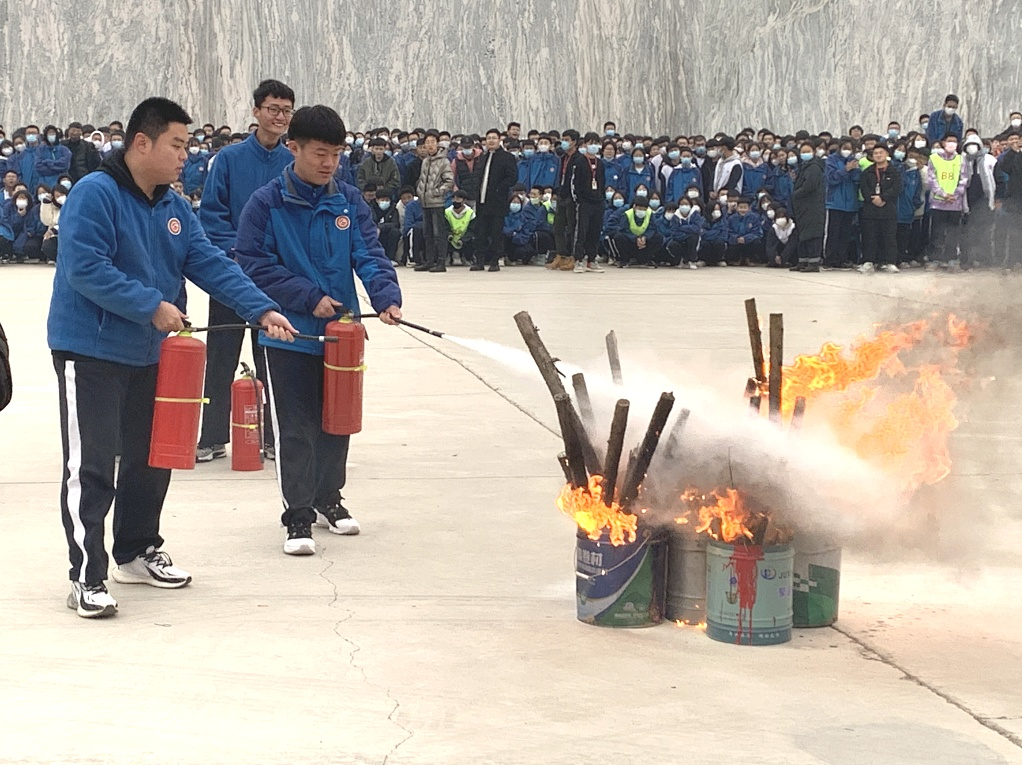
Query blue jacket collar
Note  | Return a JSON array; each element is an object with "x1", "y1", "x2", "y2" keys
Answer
[{"x1": 281, "y1": 164, "x2": 341, "y2": 207}]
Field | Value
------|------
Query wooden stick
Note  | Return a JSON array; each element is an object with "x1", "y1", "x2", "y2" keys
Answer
[
  {"x1": 602, "y1": 400, "x2": 630, "y2": 507},
  {"x1": 745, "y1": 298, "x2": 766, "y2": 383},
  {"x1": 790, "y1": 396, "x2": 807, "y2": 433},
  {"x1": 620, "y1": 392, "x2": 676, "y2": 511},
  {"x1": 746, "y1": 378, "x2": 762, "y2": 417},
  {"x1": 554, "y1": 394, "x2": 589, "y2": 489},
  {"x1": 570, "y1": 403, "x2": 604, "y2": 477},
  {"x1": 665, "y1": 408, "x2": 691, "y2": 459},
  {"x1": 514, "y1": 311, "x2": 568, "y2": 400},
  {"x1": 572, "y1": 373, "x2": 596, "y2": 432},
  {"x1": 769, "y1": 313, "x2": 783, "y2": 423},
  {"x1": 606, "y1": 331, "x2": 623, "y2": 385}
]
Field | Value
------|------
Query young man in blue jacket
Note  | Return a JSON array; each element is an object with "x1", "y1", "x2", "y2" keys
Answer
[
  {"x1": 235, "y1": 105, "x2": 403, "y2": 556},
  {"x1": 823, "y1": 138, "x2": 861, "y2": 269},
  {"x1": 196, "y1": 79, "x2": 296, "y2": 463},
  {"x1": 48, "y1": 97, "x2": 295, "y2": 618}
]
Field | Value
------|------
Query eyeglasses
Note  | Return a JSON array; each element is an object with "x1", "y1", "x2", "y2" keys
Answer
[{"x1": 261, "y1": 105, "x2": 294, "y2": 118}]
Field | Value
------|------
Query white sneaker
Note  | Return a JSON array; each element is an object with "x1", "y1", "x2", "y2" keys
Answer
[
  {"x1": 687, "y1": 262, "x2": 698, "y2": 270},
  {"x1": 717, "y1": 261, "x2": 728, "y2": 267},
  {"x1": 695, "y1": 260, "x2": 706, "y2": 267},
  {"x1": 195, "y1": 444, "x2": 226, "y2": 463},
  {"x1": 586, "y1": 262, "x2": 605, "y2": 273},
  {"x1": 880, "y1": 264, "x2": 900, "y2": 273},
  {"x1": 67, "y1": 581, "x2": 118, "y2": 618},
  {"x1": 284, "y1": 521, "x2": 316, "y2": 555},
  {"x1": 573, "y1": 260, "x2": 586, "y2": 273},
  {"x1": 112, "y1": 546, "x2": 191, "y2": 588},
  {"x1": 315, "y1": 504, "x2": 361, "y2": 536},
  {"x1": 857, "y1": 262, "x2": 875, "y2": 274},
  {"x1": 925, "y1": 261, "x2": 940, "y2": 271}
]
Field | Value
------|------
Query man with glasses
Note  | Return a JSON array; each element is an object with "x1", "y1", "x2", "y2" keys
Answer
[{"x1": 196, "y1": 79, "x2": 296, "y2": 463}]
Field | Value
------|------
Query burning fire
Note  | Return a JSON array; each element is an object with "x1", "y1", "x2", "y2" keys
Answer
[
  {"x1": 693, "y1": 488, "x2": 753, "y2": 543},
  {"x1": 778, "y1": 312, "x2": 977, "y2": 492},
  {"x1": 677, "y1": 487, "x2": 784, "y2": 545},
  {"x1": 557, "y1": 475, "x2": 638, "y2": 546}
]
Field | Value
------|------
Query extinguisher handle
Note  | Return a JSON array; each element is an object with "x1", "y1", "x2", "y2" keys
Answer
[{"x1": 180, "y1": 323, "x2": 339, "y2": 343}]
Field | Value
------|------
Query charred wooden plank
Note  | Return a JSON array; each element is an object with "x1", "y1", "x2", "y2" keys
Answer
[
  {"x1": 602, "y1": 399, "x2": 630, "y2": 507},
  {"x1": 769, "y1": 313, "x2": 784, "y2": 422},
  {"x1": 619, "y1": 392, "x2": 676, "y2": 511},
  {"x1": 606, "y1": 331, "x2": 623, "y2": 385},
  {"x1": 514, "y1": 311, "x2": 568, "y2": 400},
  {"x1": 745, "y1": 298, "x2": 766, "y2": 383}
]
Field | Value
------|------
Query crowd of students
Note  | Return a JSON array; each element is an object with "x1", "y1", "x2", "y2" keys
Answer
[{"x1": 4, "y1": 91, "x2": 1022, "y2": 274}]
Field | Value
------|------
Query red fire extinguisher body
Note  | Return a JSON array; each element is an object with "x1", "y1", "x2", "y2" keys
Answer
[
  {"x1": 149, "y1": 333, "x2": 207, "y2": 470},
  {"x1": 323, "y1": 319, "x2": 366, "y2": 435},
  {"x1": 231, "y1": 376, "x2": 265, "y2": 472}
]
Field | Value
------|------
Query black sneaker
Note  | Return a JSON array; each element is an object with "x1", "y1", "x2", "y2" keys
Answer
[
  {"x1": 789, "y1": 263, "x2": 806, "y2": 272},
  {"x1": 413, "y1": 264, "x2": 430, "y2": 272},
  {"x1": 488, "y1": 263, "x2": 501, "y2": 272},
  {"x1": 67, "y1": 581, "x2": 118, "y2": 618},
  {"x1": 429, "y1": 265, "x2": 447, "y2": 273},
  {"x1": 315, "y1": 503, "x2": 361, "y2": 536},
  {"x1": 469, "y1": 264, "x2": 484, "y2": 271},
  {"x1": 263, "y1": 444, "x2": 275, "y2": 461},
  {"x1": 284, "y1": 521, "x2": 315, "y2": 555}
]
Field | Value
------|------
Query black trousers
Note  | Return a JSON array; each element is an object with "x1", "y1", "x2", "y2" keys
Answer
[
  {"x1": 665, "y1": 236, "x2": 697, "y2": 266},
  {"x1": 572, "y1": 201, "x2": 603, "y2": 262},
  {"x1": 963, "y1": 205, "x2": 995, "y2": 267},
  {"x1": 553, "y1": 196, "x2": 577, "y2": 257},
  {"x1": 475, "y1": 208, "x2": 505, "y2": 265},
  {"x1": 535, "y1": 230, "x2": 555, "y2": 256},
  {"x1": 613, "y1": 232, "x2": 664, "y2": 264},
  {"x1": 797, "y1": 236, "x2": 823, "y2": 265},
  {"x1": 929, "y1": 209, "x2": 965, "y2": 263},
  {"x1": 824, "y1": 209, "x2": 857, "y2": 266},
  {"x1": 421, "y1": 207, "x2": 447, "y2": 267},
  {"x1": 402, "y1": 226, "x2": 423, "y2": 265},
  {"x1": 264, "y1": 347, "x2": 349, "y2": 526},
  {"x1": 727, "y1": 240, "x2": 765, "y2": 265},
  {"x1": 860, "y1": 217, "x2": 898, "y2": 266},
  {"x1": 198, "y1": 297, "x2": 273, "y2": 449},
  {"x1": 701, "y1": 240, "x2": 728, "y2": 264},
  {"x1": 504, "y1": 237, "x2": 536, "y2": 264},
  {"x1": 41, "y1": 235, "x2": 58, "y2": 263},
  {"x1": 766, "y1": 233, "x2": 797, "y2": 267},
  {"x1": 54, "y1": 352, "x2": 171, "y2": 582},
  {"x1": 0, "y1": 235, "x2": 42, "y2": 261},
  {"x1": 378, "y1": 226, "x2": 401, "y2": 263}
]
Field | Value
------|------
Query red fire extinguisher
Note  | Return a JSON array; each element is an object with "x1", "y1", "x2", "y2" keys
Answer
[
  {"x1": 323, "y1": 315, "x2": 366, "y2": 435},
  {"x1": 231, "y1": 363, "x2": 264, "y2": 472},
  {"x1": 149, "y1": 330, "x2": 207, "y2": 469}
]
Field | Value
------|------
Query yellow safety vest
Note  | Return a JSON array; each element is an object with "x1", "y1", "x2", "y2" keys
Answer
[
  {"x1": 930, "y1": 153, "x2": 962, "y2": 196},
  {"x1": 543, "y1": 200, "x2": 554, "y2": 225},
  {"x1": 624, "y1": 208, "x2": 651, "y2": 236},
  {"x1": 445, "y1": 206, "x2": 475, "y2": 239}
]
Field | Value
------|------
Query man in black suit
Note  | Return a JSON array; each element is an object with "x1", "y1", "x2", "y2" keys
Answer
[{"x1": 471, "y1": 128, "x2": 518, "y2": 272}]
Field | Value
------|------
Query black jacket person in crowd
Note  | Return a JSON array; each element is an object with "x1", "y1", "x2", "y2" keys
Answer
[
  {"x1": 791, "y1": 140, "x2": 826, "y2": 272},
  {"x1": 471, "y1": 128, "x2": 517, "y2": 272},
  {"x1": 858, "y1": 144, "x2": 902, "y2": 271}
]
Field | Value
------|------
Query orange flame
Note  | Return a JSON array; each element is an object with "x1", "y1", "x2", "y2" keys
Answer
[{"x1": 557, "y1": 475, "x2": 638, "y2": 546}]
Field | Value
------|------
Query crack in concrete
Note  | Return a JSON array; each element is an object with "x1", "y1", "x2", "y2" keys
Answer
[
  {"x1": 832, "y1": 624, "x2": 1022, "y2": 750},
  {"x1": 318, "y1": 546, "x2": 415, "y2": 763}
]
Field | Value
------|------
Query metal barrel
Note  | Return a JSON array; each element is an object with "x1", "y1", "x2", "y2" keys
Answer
[
  {"x1": 793, "y1": 541, "x2": 842, "y2": 628},
  {"x1": 666, "y1": 528, "x2": 707, "y2": 624},
  {"x1": 705, "y1": 540, "x2": 793, "y2": 646},
  {"x1": 575, "y1": 528, "x2": 667, "y2": 628}
]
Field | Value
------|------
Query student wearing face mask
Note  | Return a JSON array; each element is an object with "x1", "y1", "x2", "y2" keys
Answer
[
  {"x1": 1004, "y1": 112, "x2": 1022, "y2": 135},
  {"x1": 399, "y1": 186, "x2": 424, "y2": 266},
  {"x1": 664, "y1": 198, "x2": 704, "y2": 268},
  {"x1": 601, "y1": 141, "x2": 624, "y2": 196},
  {"x1": 180, "y1": 137, "x2": 208, "y2": 196},
  {"x1": 623, "y1": 147, "x2": 654, "y2": 204},
  {"x1": 741, "y1": 143, "x2": 769, "y2": 200},
  {"x1": 414, "y1": 130, "x2": 455, "y2": 272},
  {"x1": 568, "y1": 133, "x2": 608, "y2": 273},
  {"x1": 895, "y1": 149, "x2": 925, "y2": 267},
  {"x1": 790, "y1": 140, "x2": 826, "y2": 272},
  {"x1": 857, "y1": 145, "x2": 903, "y2": 273},
  {"x1": 445, "y1": 190, "x2": 477, "y2": 267},
  {"x1": 663, "y1": 146, "x2": 702, "y2": 204},
  {"x1": 600, "y1": 191, "x2": 626, "y2": 263},
  {"x1": 823, "y1": 138, "x2": 862, "y2": 270},
  {"x1": 962, "y1": 134, "x2": 997, "y2": 267},
  {"x1": 518, "y1": 135, "x2": 559, "y2": 192},
  {"x1": 39, "y1": 185, "x2": 67, "y2": 264},
  {"x1": 612, "y1": 198, "x2": 663, "y2": 267},
  {"x1": 370, "y1": 189, "x2": 403, "y2": 266},
  {"x1": 766, "y1": 206, "x2": 797, "y2": 268},
  {"x1": 13, "y1": 126, "x2": 42, "y2": 190},
  {"x1": 926, "y1": 136, "x2": 970, "y2": 269},
  {"x1": 699, "y1": 196, "x2": 729, "y2": 267},
  {"x1": 0, "y1": 188, "x2": 45, "y2": 263},
  {"x1": 711, "y1": 138, "x2": 744, "y2": 200},
  {"x1": 502, "y1": 193, "x2": 539, "y2": 265},
  {"x1": 451, "y1": 138, "x2": 482, "y2": 205},
  {"x1": 926, "y1": 94, "x2": 964, "y2": 145},
  {"x1": 0, "y1": 142, "x2": 15, "y2": 176},
  {"x1": 766, "y1": 149, "x2": 795, "y2": 208},
  {"x1": 62, "y1": 122, "x2": 101, "y2": 183}
]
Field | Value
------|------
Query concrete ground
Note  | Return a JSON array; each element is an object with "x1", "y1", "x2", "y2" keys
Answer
[{"x1": 0, "y1": 262, "x2": 1020, "y2": 765}]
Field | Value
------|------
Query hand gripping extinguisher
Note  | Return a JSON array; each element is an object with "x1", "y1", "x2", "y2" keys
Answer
[
  {"x1": 323, "y1": 314, "x2": 366, "y2": 435},
  {"x1": 149, "y1": 329, "x2": 207, "y2": 469},
  {"x1": 231, "y1": 362, "x2": 264, "y2": 471}
]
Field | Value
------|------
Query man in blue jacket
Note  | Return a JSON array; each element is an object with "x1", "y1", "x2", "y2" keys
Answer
[
  {"x1": 235, "y1": 105, "x2": 402, "y2": 556},
  {"x1": 48, "y1": 97, "x2": 295, "y2": 618},
  {"x1": 823, "y1": 139, "x2": 862, "y2": 269},
  {"x1": 196, "y1": 79, "x2": 296, "y2": 463},
  {"x1": 926, "y1": 94, "x2": 965, "y2": 145}
]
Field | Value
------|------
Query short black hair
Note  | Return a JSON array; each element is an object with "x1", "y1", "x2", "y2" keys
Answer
[
  {"x1": 485, "y1": 128, "x2": 501, "y2": 138},
  {"x1": 582, "y1": 131, "x2": 601, "y2": 143},
  {"x1": 288, "y1": 105, "x2": 346, "y2": 146},
  {"x1": 368, "y1": 137, "x2": 388, "y2": 148},
  {"x1": 363, "y1": 182, "x2": 378, "y2": 193},
  {"x1": 376, "y1": 189, "x2": 391, "y2": 200},
  {"x1": 423, "y1": 129, "x2": 440, "y2": 141},
  {"x1": 562, "y1": 129, "x2": 580, "y2": 143},
  {"x1": 253, "y1": 79, "x2": 295, "y2": 107},
  {"x1": 398, "y1": 185, "x2": 415, "y2": 196},
  {"x1": 125, "y1": 97, "x2": 191, "y2": 147},
  {"x1": 506, "y1": 121, "x2": 520, "y2": 129}
]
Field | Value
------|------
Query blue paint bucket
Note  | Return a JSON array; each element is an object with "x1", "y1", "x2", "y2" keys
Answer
[
  {"x1": 705, "y1": 540, "x2": 793, "y2": 646},
  {"x1": 575, "y1": 528, "x2": 667, "y2": 628}
]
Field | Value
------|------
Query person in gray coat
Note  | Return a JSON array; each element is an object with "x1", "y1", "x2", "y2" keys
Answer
[{"x1": 414, "y1": 130, "x2": 455, "y2": 272}]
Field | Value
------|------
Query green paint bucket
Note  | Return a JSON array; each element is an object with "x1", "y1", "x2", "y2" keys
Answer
[
  {"x1": 793, "y1": 543, "x2": 841, "y2": 627},
  {"x1": 666, "y1": 528, "x2": 707, "y2": 624},
  {"x1": 705, "y1": 540, "x2": 793, "y2": 646},
  {"x1": 575, "y1": 528, "x2": 667, "y2": 628}
]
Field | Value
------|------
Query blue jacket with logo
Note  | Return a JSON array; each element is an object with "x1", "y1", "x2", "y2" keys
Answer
[
  {"x1": 12, "y1": 145, "x2": 39, "y2": 189},
  {"x1": 601, "y1": 206, "x2": 624, "y2": 238},
  {"x1": 726, "y1": 211, "x2": 764, "y2": 245},
  {"x1": 825, "y1": 153, "x2": 862, "y2": 212},
  {"x1": 47, "y1": 151, "x2": 278, "y2": 367},
  {"x1": 741, "y1": 161, "x2": 770, "y2": 200},
  {"x1": 701, "y1": 210, "x2": 730, "y2": 243},
  {"x1": 199, "y1": 132, "x2": 294, "y2": 254},
  {"x1": 602, "y1": 158, "x2": 625, "y2": 195},
  {"x1": 624, "y1": 162, "x2": 656, "y2": 202},
  {"x1": 668, "y1": 208, "x2": 705, "y2": 242},
  {"x1": 502, "y1": 206, "x2": 537, "y2": 246},
  {"x1": 768, "y1": 166, "x2": 795, "y2": 206},
  {"x1": 518, "y1": 153, "x2": 559, "y2": 191},
  {"x1": 36, "y1": 143, "x2": 72, "y2": 188},
  {"x1": 401, "y1": 197, "x2": 423, "y2": 235},
  {"x1": 896, "y1": 165, "x2": 923, "y2": 224},
  {"x1": 663, "y1": 164, "x2": 702, "y2": 204},
  {"x1": 235, "y1": 166, "x2": 402, "y2": 356}
]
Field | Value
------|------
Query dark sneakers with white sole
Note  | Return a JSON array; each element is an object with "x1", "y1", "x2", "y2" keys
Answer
[
  {"x1": 315, "y1": 503, "x2": 361, "y2": 535},
  {"x1": 67, "y1": 581, "x2": 118, "y2": 618},
  {"x1": 111, "y1": 546, "x2": 192, "y2": 588},
  {"x1": 284, "y1": 521, "x2": 316, "y2": 555}
]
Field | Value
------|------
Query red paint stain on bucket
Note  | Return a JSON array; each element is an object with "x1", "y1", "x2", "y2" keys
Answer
[{"x1": 729, "y1": 545, "x2": 764, "y2": 645}]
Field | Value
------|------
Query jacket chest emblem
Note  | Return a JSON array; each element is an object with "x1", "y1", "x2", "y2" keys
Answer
[
  {"x1": 167, "y1": 217, "x2": 182, "y2": 235},
  {"x1": 334, "y1": 215, "x2": 350, "y2": 230}
]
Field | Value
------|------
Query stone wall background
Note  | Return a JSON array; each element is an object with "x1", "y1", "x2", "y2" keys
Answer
[{"x1": 1, "y1": 0, "x2": 1021, "y2": 136}]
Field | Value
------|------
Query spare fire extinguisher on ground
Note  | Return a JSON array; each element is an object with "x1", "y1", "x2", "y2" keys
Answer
[
  {"x1": 149, "y1": 329, "x2": 208, "y2": 470},
  {"x1": 231, "y1": 362, "x2": 265, "y2": 471},
  {"x1": 323, "y1": 314, "x2": 367, "y2": 435}
]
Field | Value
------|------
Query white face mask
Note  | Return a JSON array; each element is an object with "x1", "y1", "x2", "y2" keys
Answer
[
  {"x1": 966, "y1": 144, "x2": 979, "y2": 155},
  {"x1": 687, "y1": 190, "x2": 700, "y2": 199},
  {"x1": 38, "y1": 193, "x2": 49, "y2": 203},
  {"x1": 16, "y1": 199, "x2": 28, "y2": 210},
  {"x1": 54, "y1": 194, "x2": 66, "y2": 205},
  {"x1": 945, "y1": 106, "x2": 956, "y2": 116},
  {"x1": 537, "y1": 144, "x2": 550, "y2": 153},
  {"x1": 1013, "y1": 119, "x2": 1022, "y2": 128},
  {"x1": 766, "y1": 209, "x2": 776, "y2": 219},
  {"x1": 0, "y1": 147, "x2": 11, "y2": 157},
  {"x1": 712, "y1": 209, "x2": 721, "y2": 219},
  {"x1": 914, "y1": 139, "x2": 927, "y2": 149},
  {"x1": 776, "y1": 217, "x2": 788, "y2": 226},
  {"x1": 815, "y1": 148, "x2": 826, "y2": 157},
  {"x1": 188, "y1": 146, "x2": 200, "y2": 155}
]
